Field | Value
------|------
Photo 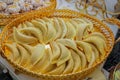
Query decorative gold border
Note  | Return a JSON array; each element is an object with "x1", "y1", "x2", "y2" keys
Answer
[
  {"x1": 0, "y1": 9, "x2": 115, "y2": 80},
  {"x1": 104, "y1": 18, "x2": 120, "y2": 43},
  {"x1": 105, "y1": 18, "x2": 120, "y2": 29}
]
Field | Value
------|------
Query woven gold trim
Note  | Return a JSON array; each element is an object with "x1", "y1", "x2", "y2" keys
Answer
[
  {"x1": 105, "y1": 18, "x2": 120, "y2": 29},
  {"x1": 103, "y1": 18, "x2": 120, "y2": 43},
  {"x1": 0, "y1": 9, "x2": 114, "y2": 80}
]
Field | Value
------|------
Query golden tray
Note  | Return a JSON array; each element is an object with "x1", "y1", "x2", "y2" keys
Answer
[
  {"x1": 0, "y1": 0, "x2": 56, "y2": 26},
  {"x1": 0, "y1": 9, "x2": 115, "y2": 80}
]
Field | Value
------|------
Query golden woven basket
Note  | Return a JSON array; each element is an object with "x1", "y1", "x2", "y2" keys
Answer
[
  {"x1": 0, "y1": 9, "x2": 114, "y2": 80},
  {"x1": 0, "y1": 0, "x2": 56, "y2": 26}
]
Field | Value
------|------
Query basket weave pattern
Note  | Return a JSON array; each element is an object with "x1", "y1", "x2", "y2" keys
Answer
[{"x1": 0, "y1": 9, "x2": 114, "y2": 80}]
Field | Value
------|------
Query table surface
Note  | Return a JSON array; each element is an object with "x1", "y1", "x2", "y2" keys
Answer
[{"x1": 0, "y1": 0, "x2": 119, "y2": 80}]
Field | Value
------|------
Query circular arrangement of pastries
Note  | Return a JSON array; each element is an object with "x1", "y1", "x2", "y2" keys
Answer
[
  {"x1": 4, "y1": 17, "x2": 107, "y2": 75},
  {"x1": 0, "y1": 0, "x2": 51, "y2": 15}
]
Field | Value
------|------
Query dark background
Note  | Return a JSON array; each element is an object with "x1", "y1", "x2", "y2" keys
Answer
[{"x1": 103, "y1": 16, "x2": 120, "y2": 71}]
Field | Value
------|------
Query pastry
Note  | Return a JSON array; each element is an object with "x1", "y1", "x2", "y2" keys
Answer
[
  {"x1": 17, "y1": 44, "x2": 30, "y2": 67},
  {"x1": 70, "y1": 49, "x2": 81, "y2": 72},
  {"x1": 5, "y1": 43, "x2": 20, "y2": 62},
  {"x1": 31, "y1": 0, "x2": 44, "y2": 8},
  {"x1": 31, "y1": 19, "x2": 47, "y2": 39},
  {"x1": 53, "y1": 18, "x2": 62, "y2": 39},
  {"x1": 83, "y1": 34, "x2": 107, "y2": 55},
  {"x1": 0, "y1": 1, "x2": 7, "y2": 11},
  {"x1": 25, "y1": 0, "x2": 32, "y2": 3},
  {"x1": 19, "y1": 27, "x2": 42, "y2": 42},
  {"x1": 13, "y1": 0, "x2": 24, "y2": 8},
  {"x1": 5, "y1": 4, "x2": 20, "y2": 14},
  {"x1": 13, "y1": 27, "x2": 37, "y2": 44},
  {"x1": 21, "y1": 3, "x2": 33, "y2": 12},
  {"x1": 50, "y1": 42, "x2": 61, "y2": 64},
  {"x1": 57, "y1": 18, "x2": 67, "y2": 38},
  {"x1": 1, "y1": 0, "x2": 13, "y2": 4},
  {"x1": 65, "y1": 21, "x2": 76, "y2": 39},
  {"x1": 76, "y1": 41, "x2": 93, "y2": 63}
]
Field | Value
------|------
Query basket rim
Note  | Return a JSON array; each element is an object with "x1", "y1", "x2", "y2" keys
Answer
[{"x1": 0, "y1": 9, "x2": 115, "y2": 78}]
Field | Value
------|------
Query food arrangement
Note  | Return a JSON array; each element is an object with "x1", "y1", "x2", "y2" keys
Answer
[
  {"x1": 3, "y1": 17, "x2": 107, "y2": 75},
  {"x1": 0, "y1": 0, "x2": 50, "y2": 15}
]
